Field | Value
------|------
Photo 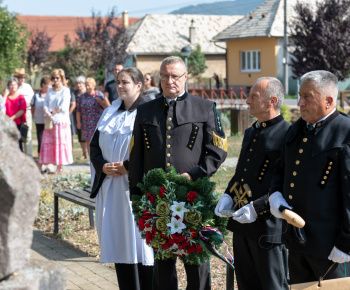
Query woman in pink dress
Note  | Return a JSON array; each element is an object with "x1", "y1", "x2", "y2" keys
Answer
[
  {"x1": 5, "y1": 78, "x2": 26, "y2": 151},
  {"x1": 39, "y1": 69, "x2": 73, "y2": 174}
]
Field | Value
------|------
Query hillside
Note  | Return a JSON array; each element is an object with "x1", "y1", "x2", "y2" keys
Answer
[{"x1": 170, "y1": 0, "x2": 265, "y2": 15}]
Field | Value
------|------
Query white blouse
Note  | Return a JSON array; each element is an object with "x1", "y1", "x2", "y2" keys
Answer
[{"x1": 44, "y1": 87, "x2": 71, "y2": 124}]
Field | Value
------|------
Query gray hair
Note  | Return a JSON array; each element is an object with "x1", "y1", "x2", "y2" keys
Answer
[
  {"x1": 300, "y1": 70, "x2": 338, "y2": 101},
  {"x1": 75, "y1": 75, "x2": 86, "y2": 83},
  {"x1": 7, "y1": 77, "x2": 19, "y2": 88},
  {"x1": 256, "y1": 77, "x2": 284, "y2": 110},
  {"x1": 160, "y1": 56, "x2": 186, "y2": 71}
]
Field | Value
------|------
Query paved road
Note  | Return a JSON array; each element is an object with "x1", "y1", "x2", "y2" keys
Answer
[{"x1": 31, "y1": 230, "x2": 119, "y2": 290}]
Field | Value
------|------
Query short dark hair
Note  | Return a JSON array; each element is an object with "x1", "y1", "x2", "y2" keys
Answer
[
  {"x1": 118, "y1": 67, "x2": 146, "y2": 96},
  {"x1": 40, "y1": 76, "x2": 51, "y2": 87}
]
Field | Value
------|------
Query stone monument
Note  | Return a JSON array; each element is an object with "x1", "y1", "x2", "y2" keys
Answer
[{"x1": 0, "y1": 113, "x2": 66, "y2": 289}]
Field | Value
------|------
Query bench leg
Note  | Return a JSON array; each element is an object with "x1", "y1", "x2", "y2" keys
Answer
[
  {"x1": 89, "y1": 209, "x2": 94, "y2": 229},
  {"x1": 54, "y1": 196, "x2": 59, "y2": 234},
  {"x1": 226, "y1": 264, "x2": 235, "y2": 290}
]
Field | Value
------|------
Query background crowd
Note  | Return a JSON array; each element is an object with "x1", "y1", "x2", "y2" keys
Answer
[{"x1": 0, "y1": 64, "x2": 161, "y2": 174}]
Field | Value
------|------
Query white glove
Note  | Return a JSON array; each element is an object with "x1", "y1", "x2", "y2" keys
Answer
[
  {"x1": 215, "y1": 193, "x2": 234, "y2": 217},
  {"x1": 328, "y1": 246, "x2": 350, "y2": 263},
  {"x1": 231, "y1": 202, "x2": 257, "y2": 224},
  {"x1": 269, "y1": 191, "x2": 291, "y2": 219}
]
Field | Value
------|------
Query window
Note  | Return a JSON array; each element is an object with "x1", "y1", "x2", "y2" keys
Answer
[{"x1": 240, "y1": 50, "x2": 261, "y2": 72}]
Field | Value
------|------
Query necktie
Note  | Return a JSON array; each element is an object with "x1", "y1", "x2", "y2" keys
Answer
[{"x1": 308, "y1": 125, "x2": 314, "y2": 131}]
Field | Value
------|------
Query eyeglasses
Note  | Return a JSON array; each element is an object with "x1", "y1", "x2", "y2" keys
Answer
[
  {"x1": 160, "y1": 72, "x2": 186, "y2": 82},
  {"x1": 144, "y1": 78, "x2": 150, "y2": 81}
]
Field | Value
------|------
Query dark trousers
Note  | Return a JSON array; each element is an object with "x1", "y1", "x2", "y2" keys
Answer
[
  {"x1": 115, "y1": 263, "x2": 153, "y2": 290},
  {"x1": 17, "y1": 124, "x2": 23, "y2": 152},
  {"x1": 35, "y1": 123, "x2": 45, "y2": 153},
  {"x1": 288, "y1": 251, "x2": 350, "y2": 284},
  {"x1": 232, "y1": 234, "x2": 289, "y2": 290},
  {"x1": 153, "y1": 258, "x2": 211, "y2": 290}
]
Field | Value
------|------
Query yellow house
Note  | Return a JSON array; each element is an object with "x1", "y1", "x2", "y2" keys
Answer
[{"x1": 212, "y1": 0, "x2": 313, "y2": 94}]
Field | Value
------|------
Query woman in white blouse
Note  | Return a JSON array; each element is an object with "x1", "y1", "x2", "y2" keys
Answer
[{"x1": 39, "y1": 69, "x2": 73, "y2": 174}]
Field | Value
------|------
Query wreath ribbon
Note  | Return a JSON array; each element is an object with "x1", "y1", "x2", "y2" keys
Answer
[{"x1": 199, "y1": 226, "x2": 234, "y2": 269}]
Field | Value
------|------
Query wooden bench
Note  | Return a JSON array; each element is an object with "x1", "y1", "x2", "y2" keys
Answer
[{"x1": 54, "y1": 188, "x2": 95, "y2": 234}]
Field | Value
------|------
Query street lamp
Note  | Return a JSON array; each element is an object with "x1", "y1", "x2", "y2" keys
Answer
[{"x1": 181, "y1": 46, "x2": 191, "y2": 92}]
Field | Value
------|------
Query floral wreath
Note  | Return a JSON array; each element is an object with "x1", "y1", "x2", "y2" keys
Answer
[{"x1": 132, "y1": 167, "x2": 228, "y2": 265}]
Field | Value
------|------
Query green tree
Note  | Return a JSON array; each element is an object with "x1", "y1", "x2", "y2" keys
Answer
[
  {"x1": 176, "y1": 45, "x2": 207, "y2": 78},
  {"x1": 0, "y1": 1, "x2": 28, "y2": 84}
]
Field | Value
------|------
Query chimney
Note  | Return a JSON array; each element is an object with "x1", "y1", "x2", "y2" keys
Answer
[
  {"x1": 122, "y1": 11, "x2": 129, "y2": 29},
  {"x1": 189, "y1": 19, "x2": 196, "y2": 44}
]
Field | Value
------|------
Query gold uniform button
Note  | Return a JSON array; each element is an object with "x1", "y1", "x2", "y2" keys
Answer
[
  {"x1": 194, "y1": 132, "x2": 197, "y2": 134},
  {"x1": 264, "y1": 164, "x2": 267, "y2": 167},
  {"x1": 317, "y1": 123, "x2": 321, "y2": 127},
  {"x1": 167, "y1": 126, "x2": 171, "y2": 130},
  {"x1": 168, "y1": 117, "x2": 172, "y2": 121},
  {"x1": 290, "y1": 183, "x2": 295, "y2": 188},
  {"x1": 146, "y1": 142, "x2": 149, "y2": 144},
  {"x1": 326, "y1": 170, "x2": 330, "y2": 174},
  {"x1": 289, "y1": 195, "x2": 293, "y2": 200},
  {"x1": 262, "y1": 123, "x2": 266, "y2": 127},
  {"x1": 293, "y1": 171, "x2": 297, "y2": 176},
  {"x1": 189, "y1": 145, "x2": 192, "y2": 148},
  {"x1": 262, "y1": 168, "x2": 265, "y2": 171},
  {"x1": 329, "y1": 162, "x2": 333, "y2": 165},
  {"x1": 253, "y1": 139, "x2": 257, "y2": 142},
  {"x1": 167, "y1": 144, "x2": 171, "y2": 148},
  {"x1": 259, "y1": 177, "x2": 262, "y2": 180},
  {"x1": 145, "y1": 138, "x2": 148, "y2": 140},
  {"x1": 328, "y1": 166, "x2": 332, "y2": 170},
  {"x1": 296, "y1": 160, "x2": 300, "y2": 165},
  {"x1": 303, "y1": 138, "x2": 308, "y2": 142},
  {"x1": 166, "y1": 153, "x2": 171, "y2": 157},
  {"x1": 323, "y1": 176, "x2": 327, "y2": 180},
  {"x1": 261, "y1": 172, "x2": 264, "y2": 175},
  {"x1": 266, "y1": 160, "x2": 269, "y2": 163},
  {"x1": 321, "y1": 181, "x2": 325, "y2": 185},
  {"x1": 241, "y1": 179, "x2": 244, "y2": 182},
  {"x1": 299, "y1": 149, "x2": 303, "y2": 154},
  {"x1": 144, "y1": 128, "x2": 146, "y2": 131},
  {"x1": 144, "y1": 133, "x2": 147, "y2": 136},
  {"x1": 247, "y1": 159, "x2": 250, "y2": 162},
  {"x1": 167, "y1": 135, "x2": 171, "y2": 139},
  {"x1": 195, "y1": 127, "x2": 198, "y2": 129},
  {"x1": 147, "y1": 146, "x2": 150, "y2": 149},
  {"x1": 244, "y1": 168, "x2": 247, "y2": 171},
  {"x1": 250, "y1": 149, "x2": 253, "y2": 152},
  {"x1": 166, "y1": 163, "x2": 170, "y2": 167}
]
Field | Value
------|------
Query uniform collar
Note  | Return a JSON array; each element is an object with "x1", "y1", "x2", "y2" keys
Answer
[
  {"x1": 253, "y1": 114, "x2": 284, "y2": 129},
  {"x1": 302, "y1": 109, "x2": 339, "y2": 131},
  {"x1": 164, "y1": 92, "x2": 188, "y2": 107},
  {"x1": 119, "y1": 96, "x2": 145, "y2": 112}
]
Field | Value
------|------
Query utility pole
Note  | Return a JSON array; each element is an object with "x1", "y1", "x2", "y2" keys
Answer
[{"x1": 283, "y1": 0, "x2": 289, "y2": 96}]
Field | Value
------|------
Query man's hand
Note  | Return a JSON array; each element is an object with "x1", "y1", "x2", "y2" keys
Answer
[
  {"x1": 215, "y1": 193, "x2": 234, "y2": 217},
  {"x1": 231, "y1": 202, "x2": 257, "y2": 223},
  {"x1": 328, "y1": 246, "x2": 350, "y2": 263},
  {"x1": 269, "y1": 191, "x2": 291, "y2": 219},
  {"x1": 114, "y1": 161, "x2": 127, "y2": 175},
  {"x1": 181, "y1": 173, "x2": 193, "y2": 182}
]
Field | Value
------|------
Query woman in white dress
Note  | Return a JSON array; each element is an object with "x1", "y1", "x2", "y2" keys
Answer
[{"x1": 90, "y1": 67, "x2": 154, "y2": 290}]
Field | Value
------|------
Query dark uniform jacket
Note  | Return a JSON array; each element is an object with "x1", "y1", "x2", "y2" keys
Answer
[
  {"x1": 270, "y1": 110, "x2": 350, "y2": 259},
  {"x1": 89, "y1": 97, "x2": 144, "y2": 198},
  {"x1": 129, "y1": 93, "x2": 227, "y2": 196},
  {"x1": 225, "y1": 115, "x2": 290, "y2": 242}
]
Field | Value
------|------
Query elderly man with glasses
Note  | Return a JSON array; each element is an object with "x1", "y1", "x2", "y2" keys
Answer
[{"x1": 129, "y1": 56, "x2": 227, "y2": 290}]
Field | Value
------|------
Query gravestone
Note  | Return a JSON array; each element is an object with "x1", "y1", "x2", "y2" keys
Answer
[{"x1": 0, "y1": 113, "x2": 66, "y2": 289}]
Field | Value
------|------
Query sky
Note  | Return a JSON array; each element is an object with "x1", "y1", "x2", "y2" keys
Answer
[{"x1": 3, "y1": 0, "x2": 218, "y2": 17}]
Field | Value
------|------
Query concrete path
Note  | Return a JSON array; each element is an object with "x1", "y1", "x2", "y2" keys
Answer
[{"x1": 30, "y1": 230, "x2": 119, "y2": 290}]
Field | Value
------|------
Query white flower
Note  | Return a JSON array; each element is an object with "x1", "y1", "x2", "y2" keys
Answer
[
  {"x1": 173, "y1": 249, "x2": 187, "y2": 256},
  {"x1": 167, "y1": 216, "x2": 187, "y2": 234},
  {"x1": 170, "y1": 201, "x2": 189, "y2": 219}
]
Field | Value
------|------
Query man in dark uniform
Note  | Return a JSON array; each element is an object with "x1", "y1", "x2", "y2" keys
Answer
[
  {"x1": 129, "y1": 56, "x2": 227, "y2": 290},
  {"x1": 104, "y1": 63, "x2": 123, "y2": 104},
  {"x1": 269, "y1": 70, "x2": 350, "y2": 284},
  {"x1": 215, "y1": 77, "x2": 290, "y2": 290}
]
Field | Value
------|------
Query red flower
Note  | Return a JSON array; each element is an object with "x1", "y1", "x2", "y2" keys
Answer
[
  {"x1": 196, "y1": 244, "x2": 203, "y2": 253},
  {"x1": 147, "y1": 192, "x2": 156, "y2": 203},
  {"x1": 159, "y1": 186, "x2": 166, "y2": 198},
  {"x1": 138, "y1": 218, "x2": 146, "y2": 231},
  {"x1": 161, "y1": 243, "x2": 170, "y2": 249},
  {"x1": 187, "y1": 191, "x2": 198, "y2": 202},
  {"x1": 189, "y1": 229, "x2": 197, "y2": 238},
  {"x1": 186, "y1": 244, "x2": 198, "y2": 254}
]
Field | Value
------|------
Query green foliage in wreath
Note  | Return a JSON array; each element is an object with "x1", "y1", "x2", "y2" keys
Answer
[{"x1": 132, "y1": 166, "x2": 228, "y2": 265}]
